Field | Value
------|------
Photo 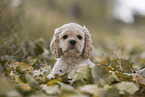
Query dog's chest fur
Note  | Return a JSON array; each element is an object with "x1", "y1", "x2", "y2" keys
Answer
[{"x1": 61, "y1": 55, "x2": 82, "y2": 73}]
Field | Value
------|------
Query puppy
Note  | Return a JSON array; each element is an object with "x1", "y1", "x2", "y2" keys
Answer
[{"x1": 47, "y1": 23, "x2": 95, "y2": 78}]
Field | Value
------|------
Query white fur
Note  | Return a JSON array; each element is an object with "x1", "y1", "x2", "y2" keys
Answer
[{"x1": 47, "y1": 23, "x2": 95, "y2": 78}]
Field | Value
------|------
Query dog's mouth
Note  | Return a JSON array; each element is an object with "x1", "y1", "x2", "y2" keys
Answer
[
  {"x1": 63, "y1": 46, "x2": 80, "y2": 53},
  {"x1": 70, "y1": 46, "x2": 75, "y2": 49}
]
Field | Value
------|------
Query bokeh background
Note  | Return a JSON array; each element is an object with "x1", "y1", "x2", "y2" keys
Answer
[
  {"x1": 0, "y1": 0, "x2": 145, "y2": 64},
  {"x1": 1, "y1": 0, "x2": 145, "y2": 96}
]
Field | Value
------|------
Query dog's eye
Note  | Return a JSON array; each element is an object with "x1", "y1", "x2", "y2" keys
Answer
[
  {"x1": 77, "y1": 35, "x2": 82, "y2": 40},
  {"x1": 63, "y1": 35, "x2": 68, "y2": 39}
]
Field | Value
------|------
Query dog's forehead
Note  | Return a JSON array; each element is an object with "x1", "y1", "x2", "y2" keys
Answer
[{"x1": 59, "y1": 29, "x2": 84, "y2": 36}]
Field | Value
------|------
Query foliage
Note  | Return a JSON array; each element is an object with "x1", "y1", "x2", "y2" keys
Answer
[{"x1": 0, "y1": 35, "x2": 145, "y2": 97}]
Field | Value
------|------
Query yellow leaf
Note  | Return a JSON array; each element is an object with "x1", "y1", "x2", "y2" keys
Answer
[
  {"x1": 140, "y1": 58, "x2": 144, "y2": 64},
  {"x1": 10, "y1": 62, "x2": 34, "y2": 71},
  {"x1": 107, "y1": 65, "x2": 113, "y2": 71},
  {"x1": 19, "y1": 84, "x2": 32, "y2": 92},
  {"x1": 12, "y1": 73, "x2": 24, "y2": 84},
  {"x1": 47, "y1": 79, "x2": 60, "y2": 86}
]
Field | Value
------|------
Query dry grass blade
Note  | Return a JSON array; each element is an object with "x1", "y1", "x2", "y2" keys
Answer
[{"x1": 0, "y1": 0, "x2": 8, "y2": 17}]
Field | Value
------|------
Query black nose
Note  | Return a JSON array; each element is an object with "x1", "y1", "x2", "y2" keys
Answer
[{"x1": 69, "y1": 40, "x2": 76, "y2": 46}]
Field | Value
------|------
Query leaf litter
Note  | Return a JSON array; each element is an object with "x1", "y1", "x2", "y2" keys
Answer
[{"x1": 0, "y1": 37, "x2": 145, "y2": 97}]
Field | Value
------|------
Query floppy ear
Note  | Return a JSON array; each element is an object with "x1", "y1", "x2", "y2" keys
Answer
[
  {"x1": 82, "y1": 27, "x2": 94, "y2": 59},
  {"x1": 50, "y1": 28, "x2": 62, "y2": 58}
]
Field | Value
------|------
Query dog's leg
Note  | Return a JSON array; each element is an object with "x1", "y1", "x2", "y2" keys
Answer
[{"x1": 47, "y1": 59, "x2": 66, "y2": 78}]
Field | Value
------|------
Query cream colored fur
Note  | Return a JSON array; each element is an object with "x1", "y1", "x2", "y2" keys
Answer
[{"x1": 47, "y1": 23, "x2": 95, "y2": 78}]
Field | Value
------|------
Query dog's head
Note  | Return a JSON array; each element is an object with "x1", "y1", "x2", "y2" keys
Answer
[{"x1": 50, "y1": 23, "x2": 93, "y2": 59}]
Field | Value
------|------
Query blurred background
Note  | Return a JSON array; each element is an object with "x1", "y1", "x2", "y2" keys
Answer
[
  {"x1": 0, "y1": 0, "x2": 145, "y2": 63},
  {"x1": 1, "y1": 1, "x2": 145, "y2": 96}
]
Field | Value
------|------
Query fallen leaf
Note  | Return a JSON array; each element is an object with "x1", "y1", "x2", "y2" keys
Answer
[
  {"x1": 79, "y1": 84, "x2": 99, "y2": 96},
  {"x1": 10, "y1": 62, "x2": 34, "y2": 72},
  {"x1": 47, "y1": 79, "x2": 59, "y2": 86},
  {"x1": 127, "y1": 74, "x2": 145, "y2": 86},
  {"x1": 71, "y1": 64, "x2": 92, "y2": 84},
  {"x1": 18, "y1": 83, "x2": 32, "y2": 92},
  {"x1": 92, "y1": 64, "x2": 109, "y2": 83},
  {"x1": 25, "y1": 73, "x2": 39, "y2": 88},
  {"x1": 136, "y1": 68, "x2": 145, "y2": 77},
  {"x1": 26, "y1": 57, "x2": 38, "y2": 66},
  {"x1": 41, "y1": 85, "x2": 61, "y2": 95},
  {"x1": 115, "y1": 81, "x2": 139, "y2": 95},
  {"x1": 57, "y1": 81, "x2": 76, "y2": 91},
  {"x1": 100, "y1": 85, "x2": 120, "y2": 97},
  {"x1": 57, "y1": 81, "x2": 88, "y2": 97}
]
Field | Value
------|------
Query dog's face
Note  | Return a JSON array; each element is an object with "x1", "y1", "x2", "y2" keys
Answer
[
  {"x1": 50, "y1": 23, "x2": 93, "y2": 59},
  {"x1": 59, "y1": 29, "x2": 85, "y2": 54}
]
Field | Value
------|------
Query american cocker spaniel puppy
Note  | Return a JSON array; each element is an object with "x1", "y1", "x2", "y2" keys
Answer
[{"x1": 47, "y1": 23, "x2": 95, "y2": 78}]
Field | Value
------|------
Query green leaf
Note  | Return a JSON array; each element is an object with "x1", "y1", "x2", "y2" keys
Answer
[{"x1": 115, "y1": 81, "x2": 139, "y2": 95}]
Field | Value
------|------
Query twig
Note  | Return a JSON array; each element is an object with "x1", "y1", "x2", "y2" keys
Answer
[
  {"x1": 116, "y1": 47, "x2": 120, "y2": 58},
  {"x1": 121, "y1": 48, "x2": 124, "y2": 59},
  {"x1": 100, "y1": 53, "x2": 104, "y2": 64},
  {"x1": 13, "y1": 48, "x2": 21, "y2": 55}
]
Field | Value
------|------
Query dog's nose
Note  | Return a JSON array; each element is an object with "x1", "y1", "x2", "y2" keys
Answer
[{"x1": 69, "y1": 40, "x2": 76, "y2": 46}]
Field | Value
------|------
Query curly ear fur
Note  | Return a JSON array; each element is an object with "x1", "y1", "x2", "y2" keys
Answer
[
  {"x1": 50, "y1": 28, "x2": 62, "y2": 58},
  {"x1": 82, "y1": 27, "x2": 94, "y2": 59}
]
